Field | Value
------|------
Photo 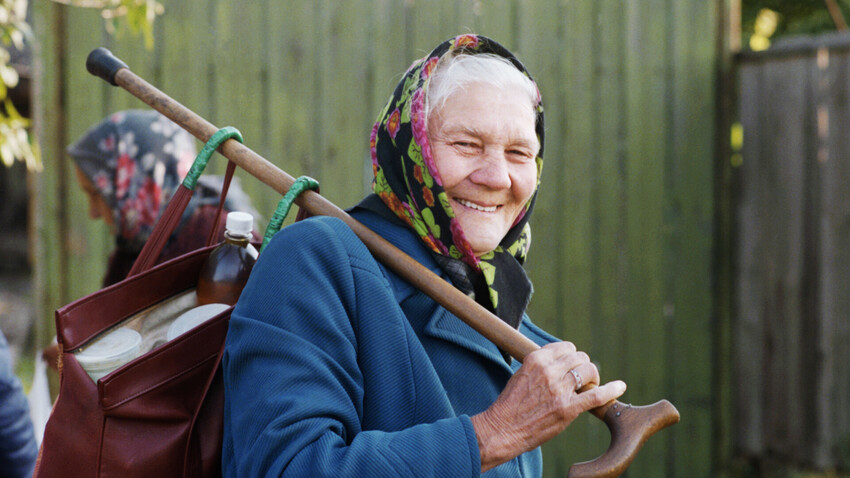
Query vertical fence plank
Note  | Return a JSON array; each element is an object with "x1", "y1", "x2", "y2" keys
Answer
[
  {"x1": 735, "y1": 59, "x2": 765, "y2": 458},
  {"x1": 668, "y1": 0, "x2": 716, "y2": 475},
  {"x1": 310, "y1": 1, "x2": 334, "y2": 204},
  {"x1": 106, "y1": 31, "x2": 157, "y2": 114},
  {"x1": 31, "y1": 0, "x2": 66, "y2": 341},
  {"x1": 158, "y1": 0, "x2": 216, "y2": 121},
  {"x1": 585, "y1": 0, "x2": 637, "y2": 471},
  {"x1": 156, "y1": 0, "x2": 217, "y2": 197},
  {"x1": 820, "y1": 45, "x2": 848, "y2": 471},
  {"x1": 557, "y1": 0, "x2": 594, "y2": 349},
  {"x1": 622, "y1": 0, "x2": 672, "y2": 474},
  {"x1": 801, "y1": 47, "x2": 833, "y2": 469},
  {"x1": 762, "y1": 56, "x2": 809, "y2": 461},
  {"x1": 802, "y1": 50, "x2": 825, "y2": 465},
  {"x1": 315, "y1": 0, "x2": 373, "y2": 208},
  {"x1": 365, "y1": 0, "x2": 415, "y2": 209},
  {"x1": 212, "y1": 0, "x2": 266, "y2": 185},
  {"x1": 367, "y1": 0, "x2": 409, "y2": 100},
  {"x1": 592, "y1": 0, "x2": 630, "y2": 411},
  {"x1": 63, "y1": 7, "x2": 112, "y2": 302},
  {"x1": 554, "y1": 0, "x2": 603, "y2": 471},
  {"x1": 261, "y1": 0, "x2": 318, "y2": 228},
  {"x1": 819, "y1": 48, "x2": 850, "y2": 470},
  {"x1": 367, "y1": 0, "x2": 411, "y2": 123}
]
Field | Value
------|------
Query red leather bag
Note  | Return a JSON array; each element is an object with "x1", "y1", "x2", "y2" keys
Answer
[{"x1": 35, "y1": 129, "x2": 245, "y2": 478}]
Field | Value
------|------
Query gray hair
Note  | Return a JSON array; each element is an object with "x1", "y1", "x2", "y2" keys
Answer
[{"x1": 425, "y1": 53, "x2": 538, "y2": 121}]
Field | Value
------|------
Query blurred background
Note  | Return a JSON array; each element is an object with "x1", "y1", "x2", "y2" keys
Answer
[{"x1": 0, "y1": 0, "x2": 848, "y2": 476}]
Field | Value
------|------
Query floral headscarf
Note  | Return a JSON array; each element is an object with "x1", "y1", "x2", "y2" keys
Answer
[
  {"x1": 370, "y1": 35, "x2": 544, "y2": 327},
  {"x1": 69, "y1": 110, "x2": 195, "y2": 253},
  {"x1": 69, "y1": 110, "x2": 259, "y2": 285}
]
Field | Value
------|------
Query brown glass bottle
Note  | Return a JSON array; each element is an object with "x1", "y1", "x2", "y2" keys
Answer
[{"x1": 196, "y1": 212, "x2": 257, "y2": 306}]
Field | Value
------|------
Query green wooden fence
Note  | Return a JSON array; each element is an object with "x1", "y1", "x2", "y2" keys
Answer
[
  {"x1": 32, "y1": 1, "x2": 720, "y2": 475},
  {"x1": 736, "y1": 33, "x2": 850, "y2": 472}
]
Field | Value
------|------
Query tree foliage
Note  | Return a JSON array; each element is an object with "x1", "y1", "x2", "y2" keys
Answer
[
  {"x1": 0, "y1": 0, "x2": 162, "y2": 171},
  {"x1": 50, "y1": 0, "x2": 164, "y2": 50},
  {"x1": 0, "y1": 0, "x2": 37, "y2": 170},
  {"x1": 742, "y1": 0, "x2": 850, "y2": 48}
]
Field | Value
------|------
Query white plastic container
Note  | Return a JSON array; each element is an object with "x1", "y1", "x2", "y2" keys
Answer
[
  {"x1": 75, "y1": 327, "x2": 142, "y2": 382},
  {"x1": 166, "y1": 303, "x2": 230, "y2": 341}
]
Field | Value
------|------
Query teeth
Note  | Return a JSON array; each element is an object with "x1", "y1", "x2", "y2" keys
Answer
[{"x1": 457, "y1": 199, "x2": 497, "y2": 213}]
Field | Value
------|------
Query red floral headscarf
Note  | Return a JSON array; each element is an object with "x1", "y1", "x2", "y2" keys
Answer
[{"x1": 68, "y1": 110, "x2": 196, "y2": 252}]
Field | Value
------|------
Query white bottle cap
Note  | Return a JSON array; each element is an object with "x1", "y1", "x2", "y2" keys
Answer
[{"x1": 226, "y1": 211, "x2": 253, "y2": 237}]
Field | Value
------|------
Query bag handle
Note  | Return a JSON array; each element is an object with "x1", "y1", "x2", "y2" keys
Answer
[
  {"x1": 206, "y1": 161, "x2": 239, "y2": 247},
  {"x1": 128, "y1": 127, "x2": 244, "y2": 277},
  {"x1": 260, "y1": 176, "x2": 319, "y2": 253}
]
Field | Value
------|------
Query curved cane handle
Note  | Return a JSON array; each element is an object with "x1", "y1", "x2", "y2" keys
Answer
[{"x1": 569, "y1": 397, "x2": 680, "y2": 478}]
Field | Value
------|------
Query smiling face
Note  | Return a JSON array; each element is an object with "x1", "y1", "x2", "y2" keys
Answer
[{"x1": 427, "y1": 82, "x2": 539, "y2": 256}]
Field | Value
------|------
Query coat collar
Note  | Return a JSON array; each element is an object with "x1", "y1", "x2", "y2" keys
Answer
[
  {"x1": 423, "y1": 306, "x2": 514, "y2": 372},
  {"x1": 349, "y1": 196, "x2": 514, "y2": 373}
]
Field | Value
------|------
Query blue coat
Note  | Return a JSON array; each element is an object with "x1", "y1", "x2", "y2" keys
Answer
[
  {"x1": 222, "y1": 203, "x2": 557, "y2": 477},
  {"x1": 0, "y1": 329, "x2": 38, "y2": 478}
]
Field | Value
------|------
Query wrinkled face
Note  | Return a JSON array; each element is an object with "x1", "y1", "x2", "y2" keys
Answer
[
  {"x1": 75, "y1": 166, "x2": 116, "y2": 233},
  {"x1": 427, "y1": 82, "x2": 539, "y2": 256}
]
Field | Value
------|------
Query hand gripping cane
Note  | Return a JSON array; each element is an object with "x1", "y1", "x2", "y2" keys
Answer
[{"x1": 85, "y1": 47, "x2": 680, "y2": 477}]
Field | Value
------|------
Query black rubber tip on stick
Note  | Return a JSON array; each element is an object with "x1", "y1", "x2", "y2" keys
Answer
[{"x1": 86, "y1": 47, "x2": 128, "y2": 86}]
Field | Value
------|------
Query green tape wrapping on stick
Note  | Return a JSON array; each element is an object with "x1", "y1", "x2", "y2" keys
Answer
[
  {"x1": 182, "y1": 127, "x2": 243, "y2": 190},
  {"x1": 261, "y1": 176, "x2": 320, "y2": 253}
]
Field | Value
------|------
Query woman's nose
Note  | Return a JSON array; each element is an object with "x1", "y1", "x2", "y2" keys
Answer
[{"x1": 470, "y1": 150, "x2": 512, "y2": 189}]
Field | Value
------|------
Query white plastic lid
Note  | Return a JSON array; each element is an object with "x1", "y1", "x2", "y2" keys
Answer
[
  {"x1": 75, "y1": 327, "x2": 142, "y2": 379},
  {"x1": 226, "y1": 212, "x2": 253, "y2": 237},
  {"x1": 166, "y1": 303, "x2": 230, "y2": 341}
]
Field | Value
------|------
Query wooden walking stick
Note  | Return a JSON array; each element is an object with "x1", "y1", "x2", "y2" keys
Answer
[{"x1": 86, "y1": 47, "x2": 679, "y2": 477}]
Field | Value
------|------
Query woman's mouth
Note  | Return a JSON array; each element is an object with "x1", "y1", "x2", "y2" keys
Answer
[{"x1": 455, "y1": 198, "x2": 498, "y2": 213}]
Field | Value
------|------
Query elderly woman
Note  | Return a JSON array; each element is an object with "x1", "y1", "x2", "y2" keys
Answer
[
  {"x1": 68, "y1": 110, "x2": 257, "y2": 286},
  {"x1": 222, "y1": 35, "x2": 625, "y2": 476}
]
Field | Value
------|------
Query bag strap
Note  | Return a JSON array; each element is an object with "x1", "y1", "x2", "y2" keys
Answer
[
  {"x1": 205, "y1": 160, "x2": 238, "y2": 247},
  {"x1": 260, "y1": 176, "x2": 319, "y2": 253},
  {"x1": 294, "y1": 183, "x2": 319, "y2": 223},
  {"x1": 128, "y1": 127, "x2": 244, "y2": 277}
]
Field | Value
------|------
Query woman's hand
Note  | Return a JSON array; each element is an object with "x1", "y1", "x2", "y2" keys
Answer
[{"x1": 470, "y1": 342, "x2": 627, "y2": 472}]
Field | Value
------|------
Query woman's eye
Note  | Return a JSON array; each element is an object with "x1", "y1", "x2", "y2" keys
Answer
[
  {"x1": 508, "y1": 149, "x2": 534, "y2": 160},
  {"x1": 453, "y1": 141, "x2": 479, "y2": 150}
]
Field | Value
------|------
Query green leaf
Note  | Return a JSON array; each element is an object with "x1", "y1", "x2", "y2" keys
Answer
[
  {"x1": 373, "y1": 172, "x2": 390, "y2": 193},
  {"x1": 421, "y1": 208, "x2": 440, "y2": 238},
  {"x1": 408, "y1": 140, "x2": 424, "y2": 166},
  {"x1": 438, "y1": 192, "x2": 453, "y2": 217}
]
